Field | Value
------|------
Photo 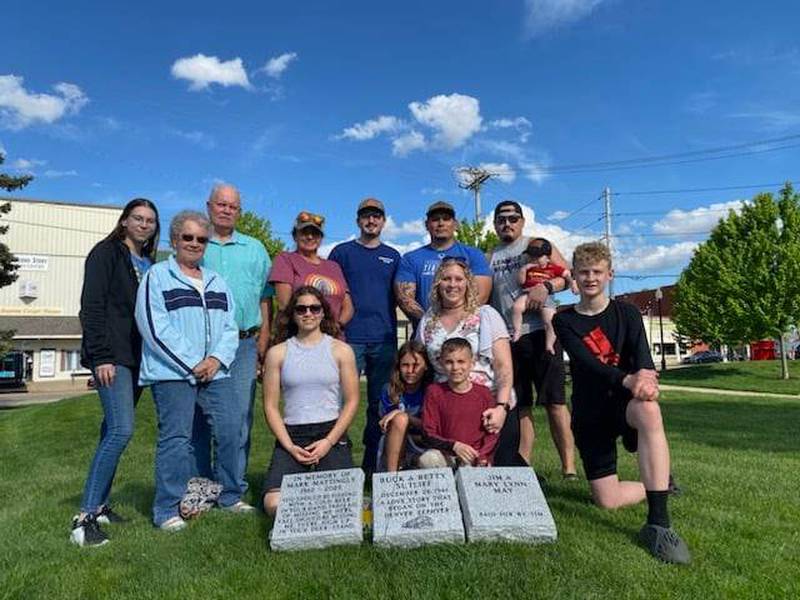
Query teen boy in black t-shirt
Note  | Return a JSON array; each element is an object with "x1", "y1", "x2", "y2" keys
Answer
[{"x1": 553, "y1": 242, "x2": 690, "y2": 564}]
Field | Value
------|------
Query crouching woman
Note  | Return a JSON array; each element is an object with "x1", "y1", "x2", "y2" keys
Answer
[{"x1": 262, "y1": 286, "x2": 360, "y2": 516}]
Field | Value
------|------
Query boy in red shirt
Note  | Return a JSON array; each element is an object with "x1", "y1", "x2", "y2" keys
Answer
[{"x1": 420, "y1": 338, "x2": 499, "y2": 467}]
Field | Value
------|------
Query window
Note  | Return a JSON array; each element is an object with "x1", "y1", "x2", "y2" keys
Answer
[{"x1": 60, "y1": 350, "x2": 81, "y2": 372}]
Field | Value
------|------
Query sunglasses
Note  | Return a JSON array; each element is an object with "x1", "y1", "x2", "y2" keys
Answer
[
  {"x1": 297, "y1": 211, "x2": 325, "y2": 226},
  {"x1": 180, "y1": 234, "x2": 209, "y2": 244},
  {"x1": 294, "y1": 303, "x2": 323, "y2": 315},
  {"x1": 494, "y1": 215, "x2": 521, "y2": 225}
]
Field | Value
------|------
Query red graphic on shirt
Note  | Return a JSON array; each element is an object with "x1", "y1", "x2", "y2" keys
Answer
[{"x1": 582, "y1": 326, "x2": 620, "y2": 366}]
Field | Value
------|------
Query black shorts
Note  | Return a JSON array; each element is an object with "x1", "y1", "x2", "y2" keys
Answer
[
  {"x1": 511, "y1": 329, "x2": 566, "y2": 409},
  {"x1": 262, "y1": 420, "x2": 354, "y2": 494},
  {"x1": 572, "y1": 395, "x2": 638, "y2": 481}
]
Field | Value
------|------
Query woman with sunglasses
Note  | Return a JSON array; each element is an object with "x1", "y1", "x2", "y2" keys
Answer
[
  {"x1": 261, "y1": 286, "x2": 359, "y2": 515},
  {"x1": 416, "y1": 258, "x2": 523, "y2": 466},
  {"x1": 72, "y1": 198, "x2": 160, "y2": 547},
  {"x1": 269, "y1": 211, "x2": 353, "y2": 332},
  {"x1": 135, "y1": 210, "x2": 250, "y2": 531}
]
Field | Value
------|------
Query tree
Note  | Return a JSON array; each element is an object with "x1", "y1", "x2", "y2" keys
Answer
[
  {"x1": 674, "y1": 183, "x2": 800, "y2": 379},
  {"x1": 0, "y1": 153, "x2": 33, "y2": 356},
  {"x1": 456, "y1": 218, "x2": 499, "y2": 253},
  {"x1": 235, "y1": 210, "x2": 285, "y2": 259}
]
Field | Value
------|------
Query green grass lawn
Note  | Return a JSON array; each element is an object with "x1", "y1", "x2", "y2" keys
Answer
[
  {"x1": 660, "y1": 360, "x2": 800, "y2": 395},
  {"x1": 1, "y1": 387, "x2": 798, "y2": 599}
]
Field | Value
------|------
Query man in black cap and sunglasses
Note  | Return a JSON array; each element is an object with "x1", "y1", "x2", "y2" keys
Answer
[{"x1": 489, "y1": 200, "x2": 577, "y2": 479}]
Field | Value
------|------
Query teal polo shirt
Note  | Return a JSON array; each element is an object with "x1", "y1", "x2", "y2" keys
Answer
[{"x1": 202, "y1": 231, "x2": 274, "y2": 331}]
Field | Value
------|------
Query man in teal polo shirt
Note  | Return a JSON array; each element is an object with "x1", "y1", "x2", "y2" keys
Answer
[{"x1": 193, "y1": 183, "x2": 273, "y2": 505}]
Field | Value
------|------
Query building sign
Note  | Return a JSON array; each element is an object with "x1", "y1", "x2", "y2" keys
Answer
[
  {"x1": 39, "y1": 349, "x2": 56, "y2": 378},
  {"x1": 14, "y1": 254, "x2": 49, "y2": 272},
  {"x1": 0, "y1": 306, "x2": 63, "y2": 316}
]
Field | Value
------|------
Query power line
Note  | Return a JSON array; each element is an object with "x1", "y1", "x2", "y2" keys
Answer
[
  {"x1": 552, "y1": 194, "x2": 604, "y2": 225},
  {"x1": 538, "y1": 133, "x2": 800, "y2": 174},
  {"x1": 614, "y1": 180, "x2": 800, "y2": 196}
]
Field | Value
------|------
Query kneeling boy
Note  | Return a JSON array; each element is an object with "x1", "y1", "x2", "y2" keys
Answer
[
  {"x1": 420, "y1": 338, "x2": 499, "y2": 467},
  {"x1": 553, "y1": 242, "x2": 690, "y2": 564}
]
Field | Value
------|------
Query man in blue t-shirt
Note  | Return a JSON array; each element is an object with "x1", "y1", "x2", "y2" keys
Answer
[
  {"x1": 394, "y1": 201, "x2": 492, "y2": 322},
  {"x1": 329, "y1": 197, "x2": 400, "y2": 476}
]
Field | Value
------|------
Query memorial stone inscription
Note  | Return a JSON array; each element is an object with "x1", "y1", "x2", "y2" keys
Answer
[
  {"x1": 372, "y1": 468, "x2": 465, "y2": 548},
  {"x1": 270, "y1": 468, "x2": 364, "y2": 552},
  {"x1": 456, "y1": 467, "x2": 557, "y2": 543}
]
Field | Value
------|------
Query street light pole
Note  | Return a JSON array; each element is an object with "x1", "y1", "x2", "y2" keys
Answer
[{"x1": 655, "y1": 287, "x2": 667, "y2": 371}]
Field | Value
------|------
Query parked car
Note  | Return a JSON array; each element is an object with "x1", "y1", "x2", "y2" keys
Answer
[{"x1": 682, "y1": 350, "x2": 723, "y2": 364}]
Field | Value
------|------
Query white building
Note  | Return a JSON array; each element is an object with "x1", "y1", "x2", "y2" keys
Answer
[{"x1": 1, "y1": 197, "x2": 122, "y2": 388}]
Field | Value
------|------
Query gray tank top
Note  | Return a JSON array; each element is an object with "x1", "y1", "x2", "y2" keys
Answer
[
  {"x1": 281, "y1": 334, "x2": 342, "y2": 425},
  {"x1": 489, "y1": 236, "x2": 544, "y2": 336}
]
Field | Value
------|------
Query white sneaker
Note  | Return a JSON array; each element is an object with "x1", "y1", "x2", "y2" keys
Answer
[
  {"x1": 159, "y1": 516, "x2": 187, "y2": 532},
  {"x1": 221, "y1": 500, "x2": 256, "y2": 513}
]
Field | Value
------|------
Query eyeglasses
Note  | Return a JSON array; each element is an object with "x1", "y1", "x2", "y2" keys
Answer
[
  {"x1": 297, "y1": 211, "x2": 325, "y2": 226},
  {"x1": 293, "y1": 304, "x2": 323, "y2": 315},
  {"x1": 128, "y1": 214, "x2": 157, "y2": 226},
  {"x1": 180, "y1": 234, "x2": 209, "y2": 244},
  {"x1": 441, "y1": 256, "x2": 468, "y2": 267},
  {"x1": 494, "y1": 215, "x2": 521, "y2": 225}
]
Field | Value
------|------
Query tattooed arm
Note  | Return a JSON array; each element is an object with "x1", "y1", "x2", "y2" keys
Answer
[{"x1": 394, "y1": 281, "x2": 424, "y2": 321}]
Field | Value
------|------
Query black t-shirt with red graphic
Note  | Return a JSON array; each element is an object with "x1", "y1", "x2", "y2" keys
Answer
[{"x1": 553, "y1": 300, "x2": 654, "y2": 422}]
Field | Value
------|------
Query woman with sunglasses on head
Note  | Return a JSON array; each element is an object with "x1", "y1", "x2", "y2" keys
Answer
[
  {"x1": 416, "y1": 257, "x2": 524, "y2": 466},
  {"x1": 269, "y1": 211, "x2": 353, "y2": 332},
  {"x1": 261, "y1": 286, "x2": 360, "y2": 515},
  {"x1": 135, "y1": 210, "x2": 250, "y2": 532},
  {"x1": 72, "y1": 198, "x2": 160, "y2": 547}
]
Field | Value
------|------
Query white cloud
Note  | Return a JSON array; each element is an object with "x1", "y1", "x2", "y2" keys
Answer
[
  {"x1": 170, "y1": 128, "x2": 216, "y2": 150},
  {"x1": 547, "y1": 210, "x2": 569, "y2": 221},
  {"x1": 261, "y1": 52, "x2": 298, "y2": 78},
  {"x1": 43, "y1": 169, "x2": 78, "y2": 178},
  {"x1": 408, "y1": 93, "x2": 482, "y2": 150},
  {"x1": 170, "y1": 54, "x2": 251, "y2": 91},
  {"x1": 478, "y1": 162, "x2": 516, "y2": 183},
  {"x1": 520, "y1": 160, "x2": 550, "y2": 184},
  {"x1": 392, "y1": 131, "x2": 427, "y2": 156},
  {"x1": 728, "y1": 110, "x2": 800, "y2": 132},
  {"x1": 524, "y1": 0, "x2": 605, "y2": 38},
  {"x1": 488, "y1": 117, "x2": 532, "y2": 130},
  {"x1": 11, "y1": 158, "x2": 46, "y2": 170},
  {"x1": 337, "y1": 115, "x2": 402, "y2": 141},
  {"x1": 382, "y1": 215, "x2": 427, "y2": 239},
  {"x1": 614, "y1": 241, "x2": 699, "y2": 272},
  {"x1": 0, "y1": 75, "x2": 89, "y2": 129},
  {"x1": 652, "y1": 200, "x2": 745, "y2": 234}
]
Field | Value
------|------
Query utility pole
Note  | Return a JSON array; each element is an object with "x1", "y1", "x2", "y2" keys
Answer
[
  {"x1": 457, "y1": 167, "x2": 494, "y2": 221},
  {"x1": 603, "y1": 186, "x2": 614, "y2": 297}
]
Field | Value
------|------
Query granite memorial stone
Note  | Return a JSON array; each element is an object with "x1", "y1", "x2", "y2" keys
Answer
[
  {"x1": 455, "y1": 467, "x2": 557, "y2": 543},
  {"x1": 372, "y1": 468, "x2": 465, "y2": 548},
  {"x1": 270, "y1": 468, "x2": 364, "y2": 551}
]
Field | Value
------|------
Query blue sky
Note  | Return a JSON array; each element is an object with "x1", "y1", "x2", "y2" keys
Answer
[{"x1": 3, "y1": 0, "x2": 800, "y2": 294}]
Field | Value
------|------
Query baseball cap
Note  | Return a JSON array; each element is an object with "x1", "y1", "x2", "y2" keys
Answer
[
  {"x1": 494, "y1": 200, "x2": 523, "y2": 220},
  {"x1": 357, "y1": 197, "x2": 385, "y2": 216},
  {"x1": 293, "y1": 211, "x2": 325, "y2": 234},
  {"x1": 426, "y1": 200, "x2": 456, "y2": 218}
]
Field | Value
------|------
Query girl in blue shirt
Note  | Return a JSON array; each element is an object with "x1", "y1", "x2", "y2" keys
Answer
[{"x1": 377, "y1": 341, "x2": 433, "y2": 471}]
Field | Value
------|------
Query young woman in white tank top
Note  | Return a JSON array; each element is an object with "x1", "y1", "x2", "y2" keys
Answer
[{"x1": 261, "y1": 286, "x2": 360, "y2": 516}]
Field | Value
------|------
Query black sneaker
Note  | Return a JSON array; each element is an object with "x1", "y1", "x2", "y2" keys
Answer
[
  {"x1": 96, "y1": 505, "x2": 126, "y2": 525},
  {"x1": 638, "y1": 524, "x2": 691, "y2": 564},
  {"x1": 70, "y1": 514, "x2": 109, "y2": 547}
]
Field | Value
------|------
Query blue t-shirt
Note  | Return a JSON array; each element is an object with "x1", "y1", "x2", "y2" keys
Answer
[
  {"x1": 379, "y1": 385, "x2": 426, "y2": 418},
  {"x1": 129, "y1": 253, "x2": 152, "y2": 283},
  {"x1": 329, "y1": 240, "x2": 400, "y2": 344},
  {"x1": 394, "y1": 242, "x2": 492, "y2": 312}
]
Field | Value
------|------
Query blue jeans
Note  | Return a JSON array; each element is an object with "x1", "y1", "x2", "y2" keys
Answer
[
  {"x1": 192, "y1": 337, "x2": 257, "y2": 495},
  {"x1": 351, "y1": 341, "x2": 396, "y2": 473},
  {"x1": 80, "y1": 365, "x2": 141, "y2": 514},
  {"x1": 152, "y1": 378, "x2": 241, "y2": 526}
]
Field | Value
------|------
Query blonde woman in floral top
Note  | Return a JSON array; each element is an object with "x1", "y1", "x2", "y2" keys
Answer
[{"x1": 415, "y1": 257, "x2": 524, "y2": 466}]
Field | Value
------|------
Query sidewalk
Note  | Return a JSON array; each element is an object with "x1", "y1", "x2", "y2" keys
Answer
[
  {"x1": 660, "y1": 384, "x2": 799, "y2": 400},
  {"x1": 0, "y1": 389, "x2": 89, "y2": 409}
]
